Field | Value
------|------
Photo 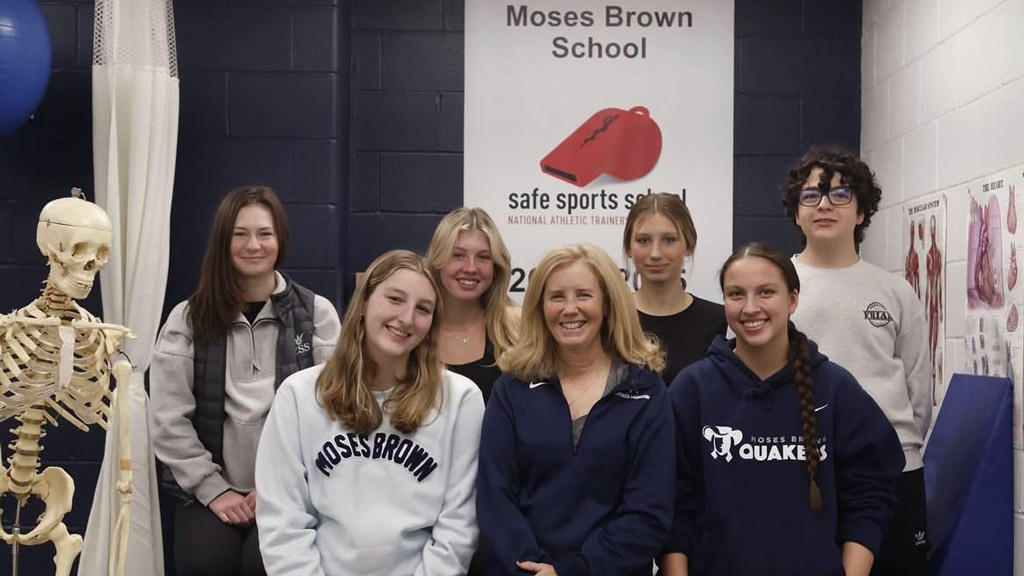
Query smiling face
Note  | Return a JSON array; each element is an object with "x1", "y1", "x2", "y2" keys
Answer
[
  {"x1": 543, "y1": 260, "x2": 606, "y2": 355},
  {"x1": 230, "y1": 205, "x2": 279, "y2": 281},
  {"x1": 795, "y1": 168, "x2": 865, "y2": 247},
  {"x1": 628, "y1": 213, "x2": 689, "y2": 284},
  {"x1": 722, "y1": 256, "x2": 798, "y2": 360},
  {"x1": 439, "y1": 229, "x2": 495, "y2": 304},
  {"x1": 362, "y1": 268, "x2": 438, "y2": 372}
]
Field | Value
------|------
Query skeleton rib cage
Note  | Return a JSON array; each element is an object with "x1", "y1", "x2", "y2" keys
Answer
[{"x1": 0, "y1": 301, "x2": 121, "y2": 432}]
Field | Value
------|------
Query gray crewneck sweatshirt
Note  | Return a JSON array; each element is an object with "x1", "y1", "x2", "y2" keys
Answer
[{"x1": 791, "y1": 257, "x2": 932, "y2": 470}]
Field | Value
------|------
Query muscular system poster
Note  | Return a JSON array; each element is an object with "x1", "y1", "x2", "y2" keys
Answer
[
  {"x1": 464, "y1": 1, "x2": 735, "y2": 301},
  {"x1": 903, "y1": 192, "x2": 946, "y2": 414},
  {"x1": 964, "y1": 164, "x2": 1024, "y2": 447}
]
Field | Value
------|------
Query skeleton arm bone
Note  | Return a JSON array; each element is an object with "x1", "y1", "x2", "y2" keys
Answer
[
  {"x1": 108, "y1": 358, "x2": 134, "y2": 576},
  {"x1": 70, "y1": 319, "x2": 135, "y2": 338}
]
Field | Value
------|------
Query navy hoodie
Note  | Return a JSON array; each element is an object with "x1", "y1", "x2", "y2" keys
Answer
[
  {"x1": 667, "y1": 336, "x2": 903, "y2": 576},
  {"x1": 477, "y1": 363, "x2": 674, "y2": 576}
]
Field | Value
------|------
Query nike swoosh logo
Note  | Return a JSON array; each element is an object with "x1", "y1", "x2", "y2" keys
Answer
[
  {"x1": 814, "y1": 404, "x2": 828, "y2": 412},
  {"x1": 529, "y1": 382, "x2": 549, "y2": 389}
]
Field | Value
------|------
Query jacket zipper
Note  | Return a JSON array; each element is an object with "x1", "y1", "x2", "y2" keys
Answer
[
  {"x1": 235, "y1": 317, "x2": 274, "y2": 373},
  {"x1": 565, "y1": 389, "x2": 613, "y2": 456},
  {"x1": 565, "y1": 372, "x2": 647, "y2": 456}
]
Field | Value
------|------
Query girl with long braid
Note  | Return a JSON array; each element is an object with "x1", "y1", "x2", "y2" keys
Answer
[{"x1": 660, "y1": 243, "x2": 904, "y2": 576}]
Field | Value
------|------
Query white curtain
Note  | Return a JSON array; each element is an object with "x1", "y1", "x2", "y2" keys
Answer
[{"x1": 82, "y1": 1, "x2": 179, "y2": 574}]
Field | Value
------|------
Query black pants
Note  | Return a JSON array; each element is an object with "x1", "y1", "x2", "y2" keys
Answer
[
  {"x1": 871, "y1": 467, "x2": 929, "y2": 576},
  {"x1": 174, "y1": 500, "x2": 267, "y2": 576}
]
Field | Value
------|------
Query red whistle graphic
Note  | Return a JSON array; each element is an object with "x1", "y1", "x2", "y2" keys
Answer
[{"x1": 540, "y1": 106, "x2": 663, "y2": 187}]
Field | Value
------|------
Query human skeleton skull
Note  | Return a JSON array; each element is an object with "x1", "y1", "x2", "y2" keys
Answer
[{"x1": 36, "y1": 197, "x2": 113, "y2": 300}]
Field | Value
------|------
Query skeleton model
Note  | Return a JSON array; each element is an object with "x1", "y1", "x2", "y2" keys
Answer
[{"x1": 0, "y1": 191, "x2": 134, "y2": 576}]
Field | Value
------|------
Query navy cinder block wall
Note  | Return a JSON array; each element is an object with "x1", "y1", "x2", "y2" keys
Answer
[
  {"x1": 348, "y1": 0, "x2": 465, "y2": 283},
  {"x1": 733, "y1": 0, "x2": 862, "y2": 251},
  {"x1": 0, "y1": 0, "x2": 859, "y2": 573},
  {"x1": 168, "y1": 0, "x2": 345, "y2": 311}
]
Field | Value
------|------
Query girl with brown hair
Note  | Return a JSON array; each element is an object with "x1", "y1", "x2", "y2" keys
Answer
[
  {"x1": 255, "y1": 249, "x2": 485, "y2": 576},
  {"x1": 623, "y1": 193, "x2": 726, "y2": 385},
  {"x1": 151, "y1": 185, "x2": 341, "y2": 576},
  {"x1": 662, "y1": 242, "x2": 903, "y2": 576}
]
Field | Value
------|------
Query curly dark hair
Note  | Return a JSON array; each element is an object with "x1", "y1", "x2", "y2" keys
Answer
[{"x1": 782, "y1": 145, "x2": 883, "y2": 247}]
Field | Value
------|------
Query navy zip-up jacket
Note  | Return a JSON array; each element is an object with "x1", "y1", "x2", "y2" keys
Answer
[
  {"x1": 667, "y1": 336, "x2": 904, "y2": 576},
  {"x1": 477, "y1": 363, "x2": 674, "y2": 576}
]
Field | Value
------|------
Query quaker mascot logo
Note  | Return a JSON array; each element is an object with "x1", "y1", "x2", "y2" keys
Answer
[
  {"x1": 295, "y1": 332, "x2": 311, "y2": 355},
  {"x1": 702, "y1": 425, "x2": 743, "y2": 462},
  {"x1": 863, "y1": 302, "x2": 894, "y2": 327}
]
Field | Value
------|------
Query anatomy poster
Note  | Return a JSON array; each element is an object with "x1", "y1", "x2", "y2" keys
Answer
[
  {"x1": 464, "y1": 1, "x2": 734, "y2": 301},
  {"x1": 903, "y1": 192, "x2": 946, "y2": 411},
  {"x1": 965, "y1": 164, "x2": 1024, "y2": 447}
]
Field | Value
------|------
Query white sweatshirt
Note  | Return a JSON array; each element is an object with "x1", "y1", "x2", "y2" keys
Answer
[
  {"x1": 255, "y1": 365, "x2": 485, "y2": 576},
  {"x1": 792, "y1": 257, "x2": 932, "y2": 470}
]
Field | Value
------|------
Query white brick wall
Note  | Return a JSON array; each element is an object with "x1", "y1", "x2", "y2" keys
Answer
[{"x1": 862, "y1": 0, "x2": 1024, "y2": 571}]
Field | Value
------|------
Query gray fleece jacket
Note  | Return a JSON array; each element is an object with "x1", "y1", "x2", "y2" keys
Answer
[{"x1": 150, "y1": 271, "x2": 341, "y2": 505}]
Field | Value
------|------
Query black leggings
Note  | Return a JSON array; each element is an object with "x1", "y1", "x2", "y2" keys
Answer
[
  {"x1": 174, "y1": 500, "x2": 266, "y2": 576},
  {"x1": 871, "y1": 467, "x2": 929, "y2": 576}
]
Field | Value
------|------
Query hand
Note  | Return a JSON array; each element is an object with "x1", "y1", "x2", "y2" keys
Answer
[
  {"x1": 244, "y1": 490, "x2": 257, "y2": 514},
  {"x1": 517, "y1": 560, "x2": 558, "y2": 576},
  {"x1": 209, "y1": 490, "x2": 255, "y2": 526}
]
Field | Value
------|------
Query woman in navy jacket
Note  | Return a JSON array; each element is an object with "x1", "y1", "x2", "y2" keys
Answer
[
  {"x1": 477, "y1": 243, "x2": 675, "y2": 576},
  {"x1": 661, "y1": 243, "x2": 904, "y2": 576}
]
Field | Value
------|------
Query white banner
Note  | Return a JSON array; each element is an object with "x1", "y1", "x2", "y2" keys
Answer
[{"x1": 465, "y1": 1, "x2": 735, "y2": 301}]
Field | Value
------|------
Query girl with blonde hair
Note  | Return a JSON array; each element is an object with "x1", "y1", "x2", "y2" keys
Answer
[
  {"x1": 478, "y1": 244, "x2": 674, "y2": 576},
  {"x1": 427, "y1": 207, "x2": 519, "y2": 402},
  {"x1": 255, "y1": 249, "x2": 485, "y2": 576}
]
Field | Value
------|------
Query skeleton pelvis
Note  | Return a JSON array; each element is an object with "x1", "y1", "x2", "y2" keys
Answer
[{"x1": 0, "y1": 466, "x2": 77, "y2": 545}]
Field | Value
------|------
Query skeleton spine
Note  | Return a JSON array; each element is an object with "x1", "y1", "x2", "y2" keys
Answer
[{"x1": 7, "y1": 408, "x2": 46, "y2": 500}]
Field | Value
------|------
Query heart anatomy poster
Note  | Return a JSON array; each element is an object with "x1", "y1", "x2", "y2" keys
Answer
[
  {"x1": 464, "y1": 1, "x2": 735, "y2": 301},
  {"x1": 964, "y1": 164, "x2": 1024, "y2": 446}
]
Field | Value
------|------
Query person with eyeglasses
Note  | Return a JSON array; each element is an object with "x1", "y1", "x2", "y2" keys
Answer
[{"x1": 783, "y1": 146, "x2": 931, "y2": 576}]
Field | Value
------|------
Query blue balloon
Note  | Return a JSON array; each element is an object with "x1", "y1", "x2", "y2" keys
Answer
[{"x1": 0, "y1": 0, "x2": 53, "y2": 135}]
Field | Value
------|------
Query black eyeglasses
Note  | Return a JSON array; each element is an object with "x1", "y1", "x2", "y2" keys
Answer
[{"x1": 798, "y1": 187, "x2": 854, "y2": 207}]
